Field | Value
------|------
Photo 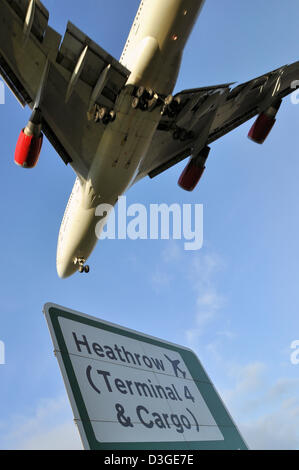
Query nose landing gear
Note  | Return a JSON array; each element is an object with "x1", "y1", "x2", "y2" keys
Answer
[{"x1": 74, "y1": 257, "x2": 90, "y2": 274}]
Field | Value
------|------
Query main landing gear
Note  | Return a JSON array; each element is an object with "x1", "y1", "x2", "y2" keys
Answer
[
  {"x1": 87, "y1": 104, "x2": 116, "y2": 125},
  {"x1": 74, "y1": 257, "x2": 90, "y2": 274},
  {"x1": 131, "y1": 86, "x2": 182, "y2": 116},
  {"x1": 131, "y1": 86, "x2": 159, "y2": 112},
  {"x1": 162, "y1": 94, "x2": 182, "y2": 118}
]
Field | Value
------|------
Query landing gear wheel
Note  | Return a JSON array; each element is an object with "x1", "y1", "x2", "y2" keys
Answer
[
  {"x1": 132, "y1": 97, "x2": 140, "y2": 109},
  {"x1": 131, "y1": 96, "x2": 148, "y2": 111},
  {"x1": 136, "y1": 86, "x2": 153, "y2": 100},
  {"x1": 147, "y1": 96, "x2": 159, "y2": 112},
  {"x1": 164, "y1": 95, "x2": 182, "y2": 117},
  {"x1": 133, "y1": 87, "x2": 156, "y2": 111},
  {"x1": 74, "y1": 257, "x2": 90, "y2": 274},
  {"x1": 172, "y1": 96, "x2": 181, "y2": 110},
  {"x1": 98, "y1": 107, "x2": 108, "y2": 121},
  {"x1": 136, "y1": 86, "x2": 146, "y2": 98},
  {"x1": 94, "y1": 111, "x2": 101, "y2": 123},
  {"x1": 165, "y1": 95, "x2": 174, "y2": 107},
  {"x1": 109, "y1": 110, "x2": 116, "y2": 122},
  {"x1": 146, "y1": 88, "x2": 154, "y2": 100}
]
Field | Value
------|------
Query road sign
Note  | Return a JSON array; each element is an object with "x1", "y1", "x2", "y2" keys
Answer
[{"x1": 44, "y1": 303, "x2": 248, "y2": 450}]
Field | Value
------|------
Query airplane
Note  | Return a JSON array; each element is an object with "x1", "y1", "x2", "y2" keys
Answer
[{"x1": 0, "y1": 0, "x2": 299, "y2": 278}]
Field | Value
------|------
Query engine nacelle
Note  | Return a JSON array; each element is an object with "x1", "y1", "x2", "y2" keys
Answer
[
  {"x1": 178, "y1": 146, "x2": 210, "y2": 192},
  {"x1": 248, "y1": 113, "x2": 276, "y2": 144},
  {"x1": 248, "y1": 99, "x2": 281, "y2": 144},
  {"x1": 14, "y1": 108, "x2": 43, "y2": 169},
  {"x1": 14, "y1": 130, "x2": 43, "y2": 168}
]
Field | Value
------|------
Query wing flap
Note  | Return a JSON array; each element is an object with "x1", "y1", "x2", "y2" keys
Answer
[
  {"x1": 0, "y1": 1, "x2": 131, "y2": 178},
  {"x1": 0, "y1": 1, "x2": 50, "y2": 112},
  {"x1": 6, "y1": 0, "x2": 49, "y2": 42},
  {"x1": 57, "y1": 21, "x2": 130, "y2": 106}
]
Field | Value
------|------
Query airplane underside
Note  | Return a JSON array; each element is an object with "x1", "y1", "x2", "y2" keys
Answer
[
  {"x1": 57, "y1": 85, "x2": 171, "y2": 278},
  {"x1": 2, "y1": 0, "x2": 298, "y2": 278}
]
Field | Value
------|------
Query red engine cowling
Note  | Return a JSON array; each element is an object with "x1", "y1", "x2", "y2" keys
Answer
[
  {"x1": 178, "y1": 146, "x2": 210, "y2": 191},
  {"x1": 248, "y1": 99, "x2": 281, "y2": 144},
  {"x1": 248, "y1": 113, "x2": 276, "y2": 144},
  {"x1": 14, "y1": 108, "x2": 43, "y2": 168},
  {"x1": 14, "y1": 130, "x2": 43, "y2": 168}
]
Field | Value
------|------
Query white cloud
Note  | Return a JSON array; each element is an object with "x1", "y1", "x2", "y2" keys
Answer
[
  {"x1": 267, "y1": 378, "x2": 299, "y2": 401},
  {"x1": 221, "y1": 363, "x2": 299, "y2": 449},
  {"x1": 1, "y1": 394, "x2": 82, "y2": 450},
  {"x1": 185, "y1": 252, "x2": 225, "y2": 344},
  {"x1": 223, "y1": 362, "x2": 266, "y2": 404},
  {"x1": 241, "y1": 398, "x2": 299, "y2": 450},
  {"x1": 19, "y1": 421, "x2": 82, "y2": 450}
]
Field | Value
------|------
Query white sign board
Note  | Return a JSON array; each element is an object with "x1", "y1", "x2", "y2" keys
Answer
[{"x1": 44, "y1": 303, "x2": 247, "y2": 450}]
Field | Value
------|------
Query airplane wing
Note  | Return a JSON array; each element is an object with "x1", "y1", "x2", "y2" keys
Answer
[
  {"x1": 0, "y1": 0, "x2": 130, "y2": 178},
  {"x1": 135, "y1": 63, "x2": 299, "y2": 186}
]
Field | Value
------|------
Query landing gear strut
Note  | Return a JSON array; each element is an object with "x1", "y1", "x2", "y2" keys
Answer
[{"x1": 74, "y1": 257, "x2": 90, "y2": 274}]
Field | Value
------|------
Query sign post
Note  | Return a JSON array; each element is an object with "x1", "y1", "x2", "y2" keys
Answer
[{"x1": 44, "y1": 303, "x2": 248, "y2": 450}]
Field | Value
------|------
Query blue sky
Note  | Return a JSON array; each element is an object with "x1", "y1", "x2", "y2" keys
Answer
[{"x1": 0, "y1": 0, "x2": 299, "y2": 449}]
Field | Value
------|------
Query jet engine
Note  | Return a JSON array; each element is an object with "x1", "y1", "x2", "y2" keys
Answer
[
  {"x1": 178, "y1": 146, "x2": 210, "y2": 191},
  {"x1": 14, "y1": 108, "x2": 43, "y2": 168},
  {"x1": 248, "y1": 99, "x2": 282, "y2": 144}
]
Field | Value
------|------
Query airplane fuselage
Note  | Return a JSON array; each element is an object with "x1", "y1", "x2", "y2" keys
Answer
[{"x1": 56, "y1": 0, "x2": 205, "y2": 278}]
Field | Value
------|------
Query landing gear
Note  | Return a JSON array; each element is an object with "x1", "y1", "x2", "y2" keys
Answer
[
  {"x1": 87, "y1": 105, "x2": 116, "y2": 125},
  {"x1": 96, "y1": 107, "x2": 116, "y2": 124},
  {"x1": 136, "y1": 86, "x2": 153, "y2": 100},
  {"x1": 131, "y1": 86, "x2": 161, "y2": 112},
  {"x1": 74, "y1": 257, "x2": 90, "y2": 274},
  {"x1": 163, "y1": 95, "x2": 182, "y2": 117},
  {"x1": 132, "y1": 97, "x2": 144, "y2": 110},
  {"x1": 131, "y1": 87, "x2": 182, "y2": 117}
]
